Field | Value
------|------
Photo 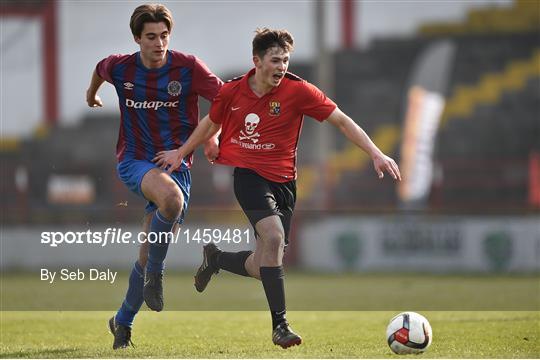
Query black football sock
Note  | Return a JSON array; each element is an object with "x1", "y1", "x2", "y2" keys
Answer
[
  {"x1": 260, "y1": 266, "x2": 287, "y2": 329},
  {"x1": 215, "y1": 251, "x2": 253, "y2": 277}
]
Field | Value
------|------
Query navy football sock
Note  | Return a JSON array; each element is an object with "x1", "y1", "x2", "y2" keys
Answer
[
  {"x1": 146, "y1": 210, "x2": 175, "y2": 273},
  {"x1": 215, "y1": 251, "x2": 253, "y2": 276},
  {"x1": 115, "y1": 261, "x2": 144, "y2": 327},
  {"x1": 260, "y1": 266, "x2": 287, "y2": 329}
]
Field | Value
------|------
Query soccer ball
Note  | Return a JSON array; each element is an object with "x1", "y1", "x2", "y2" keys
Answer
[{"x1": 386, "y1": 312, "x2": 432, "y2": 354}]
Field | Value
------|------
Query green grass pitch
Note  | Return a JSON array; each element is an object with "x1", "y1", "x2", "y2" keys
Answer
[
  {"x1": 1, "y1": 272, "x2": 539, "y2": 358},
  {"x1": 1, "y1": 311, "x2": 538, "y2": 358}
]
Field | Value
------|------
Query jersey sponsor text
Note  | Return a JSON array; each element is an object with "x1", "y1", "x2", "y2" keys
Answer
[{"x1": 125, "y1": 98, "x2": 179, "y2": 110}]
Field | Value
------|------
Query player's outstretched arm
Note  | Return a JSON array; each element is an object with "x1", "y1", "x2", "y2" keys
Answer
[
  {"x1": 326, "y1": 108, "x2": 401, "y2": 181},
  {"x1": 153, "y1": 115, "x2": 221, "y2": 174},
  {"x1": 86, "y1": 70, "x2": 105, "y2": 108}
]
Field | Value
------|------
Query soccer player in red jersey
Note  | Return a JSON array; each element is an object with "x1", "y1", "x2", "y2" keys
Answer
[
  {"x1": 153, "y1": 28, "x2": 401, "y2": 348},
  {"x1": 86, "y1": 4, "x2": 222, "y2": 349}
]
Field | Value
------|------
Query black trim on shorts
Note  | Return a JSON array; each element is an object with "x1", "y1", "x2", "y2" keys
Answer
[{"x1": 233, "y1": 167, "x2": 296, "y2": 244}]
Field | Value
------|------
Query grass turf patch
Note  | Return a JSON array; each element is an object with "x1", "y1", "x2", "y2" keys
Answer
[{"x1": 1, "y1": 311, "x2": 538, "y2": 358}]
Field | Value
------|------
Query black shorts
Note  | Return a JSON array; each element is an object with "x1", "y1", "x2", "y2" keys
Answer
[{"x1": 233, "y1": 167, "x2": 296, "y2": 244}]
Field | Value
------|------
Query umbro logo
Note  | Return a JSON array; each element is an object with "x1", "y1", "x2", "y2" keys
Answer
[{"x1": 124, "y1": 82, "x2": 134, "y2": 90}]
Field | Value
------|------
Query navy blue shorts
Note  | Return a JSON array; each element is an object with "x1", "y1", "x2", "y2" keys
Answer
[{"x1": 117, "y1": 159, "x2": 191, "y2": 224}]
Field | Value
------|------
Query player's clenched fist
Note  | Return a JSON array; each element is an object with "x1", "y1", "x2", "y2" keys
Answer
[
  {"x1": 86, "y1": 90, "x2": 103, "y2": 107},
  {"x1": 204, "y1": 137, "x2": 220, "y2": 163}
]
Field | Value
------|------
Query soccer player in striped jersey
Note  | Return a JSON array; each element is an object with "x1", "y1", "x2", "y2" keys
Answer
[
  {"x1": 153, "y1": 28, "x2": 401, "y2": 348},
  {"x1": 86, "y1": 4, "x2": 222, "y2": 349}
]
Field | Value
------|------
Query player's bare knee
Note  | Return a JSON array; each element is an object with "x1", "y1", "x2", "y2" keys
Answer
[
  {"x1": 159, "y1": 188, "x2": 184, "y2": 220},
  {"x1": 260, "y1": 232, "x2": 285, "y2": 254}
]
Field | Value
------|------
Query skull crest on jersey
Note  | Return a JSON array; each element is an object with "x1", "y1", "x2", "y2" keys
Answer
[{"x1": 240, "y1": 113, "x2": 261, "y2": 143}]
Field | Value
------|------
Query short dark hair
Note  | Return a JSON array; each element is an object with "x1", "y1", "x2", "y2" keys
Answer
[
  {"x1": 252, "y1": 28, "x2": 294, "y2": 58},
  {"x1": 130, "y1": 3, "x2": 173, "y2": 38}
]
